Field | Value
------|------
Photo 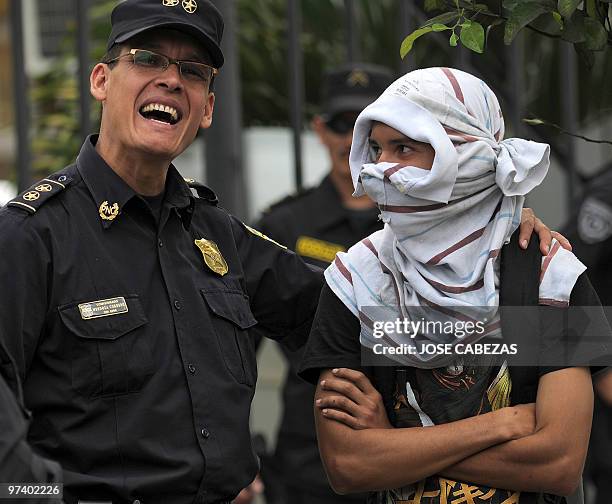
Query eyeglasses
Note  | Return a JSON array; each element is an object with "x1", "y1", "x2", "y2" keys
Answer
[{"x1": 104, "y1": 49, "x2": 218, "y2": 85}]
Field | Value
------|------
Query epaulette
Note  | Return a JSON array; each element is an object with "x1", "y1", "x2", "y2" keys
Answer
[
  {"x1": 6, "y1": 175, "x2": 71, "y2": 214},
  {"x1": 263, "y1": 186, "x2": 316, "y2": 214},
  {"x1": 184, "y1": 178, "x2": 218, "y2": 206}
]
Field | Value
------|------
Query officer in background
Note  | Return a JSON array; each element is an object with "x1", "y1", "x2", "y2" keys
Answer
[
  {"x1": 0, "y1": 1, "x2": 321, "y2": 503},
  {"x1": 563, "y1": 163, "x2": 612, "y2": 504},
  {"x1": 254, "y1": 63, "x2": 393, "y2": 504}
]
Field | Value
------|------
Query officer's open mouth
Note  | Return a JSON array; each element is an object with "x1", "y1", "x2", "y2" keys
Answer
[{"x1": 139, "y1": 103, "x2": 181, "y2": 125}]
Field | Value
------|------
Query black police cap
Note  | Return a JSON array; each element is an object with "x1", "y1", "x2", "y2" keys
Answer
[
  {"x1": 107, "y1": 0, "x2": 224, "y2": 68},
  {"x1": 321, "y1": 63, "x2": 394, "y2": 119}
]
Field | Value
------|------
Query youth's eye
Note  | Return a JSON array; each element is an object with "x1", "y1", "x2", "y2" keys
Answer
[
  {"x1": 399, "y1": 144, "x2": 414, "y2": 155},
  {"x1": 368, "y1": 143, "x2": 381, "y2": 162}
]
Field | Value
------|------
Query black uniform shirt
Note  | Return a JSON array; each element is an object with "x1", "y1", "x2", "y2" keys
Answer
[
  {"x1": 0, "y1": 136, "x2": 322, "y2": 504},
  {"x1": 256, "y1": 175, "x2": 380, "y2": 497}
]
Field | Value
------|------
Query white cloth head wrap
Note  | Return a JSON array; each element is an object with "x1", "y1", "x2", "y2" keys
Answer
[{"x1": 325, "y1": 67, "x2": 584, "y2": 368}]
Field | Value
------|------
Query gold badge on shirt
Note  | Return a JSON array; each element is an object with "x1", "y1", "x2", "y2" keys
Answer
[
  {"x1": 99, "y1": 201, "x2": 120, "y2": 221},
  {"x1": 195, "y1": 238, "x2": 228, "y2": 276}
]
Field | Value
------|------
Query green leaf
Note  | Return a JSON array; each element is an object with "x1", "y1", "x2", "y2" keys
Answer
[
  {"x1": 575, "y1": 42, "x2": 596, "y2": 68},
  {"x1": 585, "y1": 0, "x2": 597, "y2": 16},
  {"x1": 432, "y1": 23, "x2": 452, "y2": 31},
  {"x1": 557, "y1": 0, "x2": 581, "y2": 18},
  {"x1": 424, "y1": 0, "x2": 446, "y2": 11},
  {"x1": 504, "y1": 2, "x2": 551, "y2": 44},
  {"x1": 400, "y1": 26, "x2": 434, "y2": 58},
  {"x1": 562, "y1": 14, "x2": 587, "y2": 43},
  {"x1": 583, "y1": 17, "x2": 608, "y2": 50},
  {"x1": 460, "y1": 20, "x2": 485, "y2": 52},
  {"x1": 421, "y1": 11, "x2": 462, "y2": 28},
  {"x1": 450, "y1": 31, "x2": 459, "y2": 46},
  {"x1": 552, "y1": 11, "x2": 564, "y2": 28}
]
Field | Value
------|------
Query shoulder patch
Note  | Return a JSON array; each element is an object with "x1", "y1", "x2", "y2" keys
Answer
[
  {"x1": 7, "y1": 176, "x2": 71, "y2": 214},
  {"x1": 263, "y1": 187, "x2": 316, "y2": 214},
  {"x1": 578, "y1": 197, "x2": 612, "y2": 244},
  {"x1": 185, "y1": 178, "x2": 218, "y2": 206},
  {"x1": 243, "y1": 224, "x2": 287, "y2": 249}
]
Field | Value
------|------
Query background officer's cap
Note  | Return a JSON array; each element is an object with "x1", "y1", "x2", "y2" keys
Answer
[
  {"x1": 321, "y1": 63, "x2": 394, "y2": 119},
  {"x1": 107, "y1": 0, "x2": 224, "y2": 68}
]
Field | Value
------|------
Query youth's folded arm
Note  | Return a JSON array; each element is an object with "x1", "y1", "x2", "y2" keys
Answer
[
  {"x1": 314, "y1": 368, "x2": 535, "y2": 495},
  {"x1": 440, "y1": 367, "x2": 593, "y2": 496}
]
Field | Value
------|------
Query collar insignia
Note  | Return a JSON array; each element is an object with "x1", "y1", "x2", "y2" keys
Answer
[
  {"x1": 347, "y1": 70, "x2": 369, "y2": 87},
  {"x1": 99, "y1": 201, "x2": 120, "y2": 221},
  {"x1": 182, "y1": 0, "x2": 198, "y2": 13},
  {"x1": 163, "y1": 0, "x2": 180, "y2": 6},
  {"x1": 195, "y1": 238, "x2": 228, "y2": 276}
]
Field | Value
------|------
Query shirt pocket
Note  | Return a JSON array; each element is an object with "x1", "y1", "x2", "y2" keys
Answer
[
  {"x1": 58, "y1": 295, "x2": 152, "y2": 399},
  {"x1": 200, "y1": 289, "x2": 258, "y2": 386}
]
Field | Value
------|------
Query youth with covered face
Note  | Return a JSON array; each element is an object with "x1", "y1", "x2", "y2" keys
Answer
[{"x1": 299, "y1": 68, "x2": 612, "y2": 503}]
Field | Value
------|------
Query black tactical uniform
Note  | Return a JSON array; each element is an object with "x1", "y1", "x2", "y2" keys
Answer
[
  {"x1": 0, "y1": 136, "x2": 322, "y2": 504},
  {"x1": 563, "y1": 166, "x2": 612, "y2": 504}
]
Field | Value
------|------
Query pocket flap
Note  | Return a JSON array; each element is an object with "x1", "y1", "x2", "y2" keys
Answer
[
  {"x1": 200, "y1": 289, "x2": 257, "y2": 329},
  {"x1": 58, "y1": 295, "x2": 148, "y2": 340}
]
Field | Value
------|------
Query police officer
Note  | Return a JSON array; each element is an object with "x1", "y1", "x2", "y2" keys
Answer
[
  {"x1": 0, "y1": 1, "x2": 321, "y2": 503},
  {"x1": 563, "y1": 164, "x2": 612, "y2": 504},
  {"x1": 0, "y1": 338, "x2": 62, "y2": 503},
  {"x1": 255, "y1": 64, "x2": 392, "y2": 504}
]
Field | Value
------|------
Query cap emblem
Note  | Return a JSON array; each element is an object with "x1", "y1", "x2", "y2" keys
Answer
[
  {"x1": 182, "y1": 0, "x2": 198, "y2": 13},
  {"x1": 347, "y1": 70, "x2": 369, "y2": 87},
  {"x1": 99, "y1": 201, "x2": 120, "y2": 221},
  {"x1": 162, "y1": 0, "x2": 180, "y2": 6}
]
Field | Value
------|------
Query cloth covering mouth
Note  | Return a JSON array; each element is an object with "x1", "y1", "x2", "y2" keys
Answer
[{"x1": 325, "y1": 67, "x2": 584, "y2": 368}]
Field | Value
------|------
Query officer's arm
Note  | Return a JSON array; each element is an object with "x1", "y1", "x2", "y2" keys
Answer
[
  {"x1": 441, "y1": 367, "x2": 592, "y2": 496},
  {"x1": 230, "y1": 216, "x2": 323, "y2": 348},
  {"x1": 314, "y1": 368, "x2": 535, "y2": 495},
  {"x1": 0, "y1": 213, "x2": 51, "y2": 377}
]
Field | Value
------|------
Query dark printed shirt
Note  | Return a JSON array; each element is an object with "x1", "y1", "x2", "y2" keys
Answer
[
  {"x1": 0, "y1": 136, "x2": 322, "y2": 504},
  {"x1": 299, "y1": 271, "x2": 610, "y2": 504}
]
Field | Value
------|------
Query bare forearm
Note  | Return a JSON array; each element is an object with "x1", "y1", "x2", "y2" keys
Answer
[
  {"x1": 315, "y1": 380, "x2": 529, "y2": 493},
  {"x1": 442, "y1": 430, "x2": 570, "y2": 494},
  {"x1": 443, "y1": 368, "x2": 593, "y2": 496},
  {"x1": 318, "y1": 416, "x2": 509, "y2": 493}
]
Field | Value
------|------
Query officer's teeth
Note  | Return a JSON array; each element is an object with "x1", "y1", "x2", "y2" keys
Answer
[{"x1": 140, "y1": 103, "x2": 179, "y2": 122}]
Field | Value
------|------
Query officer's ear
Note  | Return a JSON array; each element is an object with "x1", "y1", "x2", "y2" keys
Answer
[
  {"x1": 312, "y1": 115, "x2": 327, "y2": 141},
  {"x1": 90, "y1": 63, "x2": 110, "y2": 103},
  {"x1": 199, "y1": 92, "x2": 215, "y2": 129}
]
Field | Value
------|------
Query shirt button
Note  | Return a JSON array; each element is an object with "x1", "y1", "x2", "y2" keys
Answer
[
  {"x1": 188, "y1": 364, "x2": 196, "y2": 374},
  {"x1": 158, "y1": 239, "x2": 163, "y2": 247},
  {"x1": 201, "y1": 428, "x2": 210, "y2": 439},
  {"x1": 174, "y1": 300, "x2": 181, "y2": 310},
  {"x1": 133, "y1": 500, "x2": 141, "y2": 504}
]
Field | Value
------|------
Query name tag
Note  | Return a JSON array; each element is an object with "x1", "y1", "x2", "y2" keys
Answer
[
  {"x1": 296, "y1": 236, "x2": 346, "y2": 263},
  {"x1": 78, "y1": 297, "x2": 129, "y2": 320}
]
